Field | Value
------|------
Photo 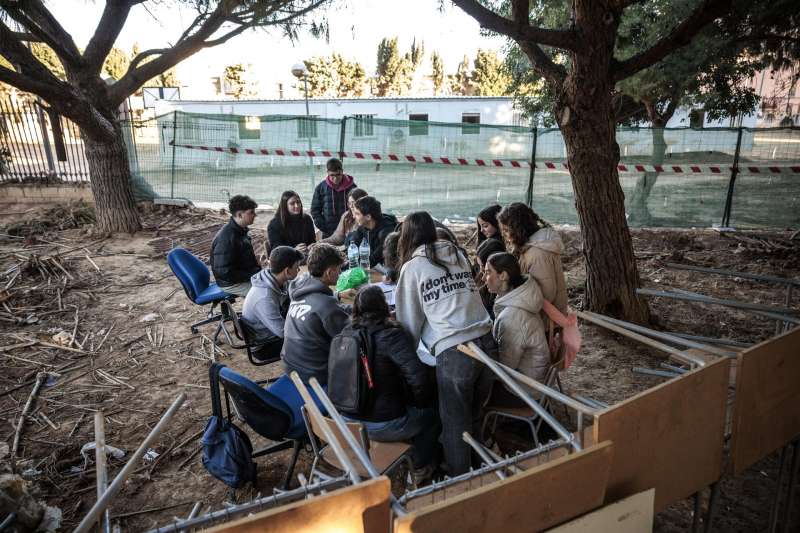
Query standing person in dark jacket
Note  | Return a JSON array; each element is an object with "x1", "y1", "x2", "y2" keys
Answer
[
  {"x1": 311, "y1": 158, "x2": 357, "y2": 238},
  {"x1": 266, "y1": 190, "x2": 316, "y2": 255},
  {"x1": 210, "y1": 195, "x2": 261, "y2": 297},
  {"x1": 340, "y1": 285, "x2": 439, "y2": 481},
  {"x1": 282, "y1": 243, "x2": 352, "y2": 384},
  {"x1": 344, "y1": 196, "x2": 398, "y2": 268}
]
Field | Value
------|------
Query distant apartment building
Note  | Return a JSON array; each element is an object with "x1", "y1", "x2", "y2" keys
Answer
[{"x1": 749, "y1": 64, "x2": 800, "y2": 127}]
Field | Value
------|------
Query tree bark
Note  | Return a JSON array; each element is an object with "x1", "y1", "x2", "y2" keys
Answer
[
  {"x1": 628, "y1": 126, "x2": 667, "y2": 225},
  {"x1": 83, "y1": 119, "x2": 141, "y2": 234},
  {"x1": 554, "y1": 0, "x2": 650, "y2": 322}
]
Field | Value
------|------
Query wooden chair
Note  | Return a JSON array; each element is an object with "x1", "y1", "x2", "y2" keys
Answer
[{"x1": 302, "y1": 407, "x2": 414, "y2": 482}]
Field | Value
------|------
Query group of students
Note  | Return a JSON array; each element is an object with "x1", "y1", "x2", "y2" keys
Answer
[{"x1": 206, "y1": 160, "x2": 568, "y2": 484}]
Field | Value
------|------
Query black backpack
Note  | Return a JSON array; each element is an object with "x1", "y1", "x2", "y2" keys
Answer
[
  {"x1": 201, "y1": 363, "x2": 257, "y2": 489},
  {"x1": 328, "y1": 326, "x2": 376, "y2": 417}
]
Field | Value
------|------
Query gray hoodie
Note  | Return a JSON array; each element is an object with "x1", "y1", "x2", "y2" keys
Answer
[
  {"x1": 241, "y1": 270, "x2": 287, "y2": 341},
  {"x1": 282, "y1": 272, "x2": 350, "y2": 384},
  {"x1": 395, "y1": 241, "x2": 492, "y2": 361},
  {"x1": 493, "y1": 276, "x2": 550, "y2": 383}
]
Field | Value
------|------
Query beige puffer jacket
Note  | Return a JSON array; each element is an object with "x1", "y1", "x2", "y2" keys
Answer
[
  {"x1": 517, "y1": 227, "x2": 568, "y2": 315},
  {"x1": 492, "y1": 276, "x2": 551, "y2": 383}
]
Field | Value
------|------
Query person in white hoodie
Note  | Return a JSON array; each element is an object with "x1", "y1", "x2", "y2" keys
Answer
[
  {"x1": 483, "y1": 252, "x2": 551, "y2": 407},
  {"x1": 395, "y1": 211, "x2": 495, "y2": 476},
  {"x1": 497, "y1": 203, "x2": 568, "y2": 315}
]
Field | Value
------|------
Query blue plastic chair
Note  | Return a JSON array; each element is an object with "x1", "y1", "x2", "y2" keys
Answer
[
  {"x1": 212, "y1": 364, "x2": 327, "y2": 489},
  {"x1": 167, "y1": 248, "x2": 234, "y2": 337}
]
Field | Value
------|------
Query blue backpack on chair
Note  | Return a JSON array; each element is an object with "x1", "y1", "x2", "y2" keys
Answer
[{"x1": 201, "y1": 363, "x2": 257, "y2": 488}]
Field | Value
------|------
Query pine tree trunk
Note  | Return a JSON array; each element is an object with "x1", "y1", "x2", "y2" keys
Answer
[
  {"x1": 83, "y1": 120, "x2": 142, "y2": 234},
  {"x1": 555, "y1": 0, "x2": 650, "y2": 322},
  {"x1": 628, "y1": 126, "x2": 667, "y2": 225}
]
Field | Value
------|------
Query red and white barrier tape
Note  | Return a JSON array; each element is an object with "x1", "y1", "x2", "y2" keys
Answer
[{"x1": 169, "y1": 142, "x2": 800, "y2": 175}]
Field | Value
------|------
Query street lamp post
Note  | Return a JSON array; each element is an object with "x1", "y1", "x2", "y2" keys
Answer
[{"x1": 291, "y1": 63, "x2": 314, "y2": 188}]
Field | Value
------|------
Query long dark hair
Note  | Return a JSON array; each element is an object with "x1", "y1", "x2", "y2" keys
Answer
[
  {"x1": 351, "y1": 285, "x2": 394, "y2": 327},
  {"x1": 486, "y1": 252, "x2": 525, "y2": 290},
  {"x1": 397, "y1": 211, "x2": 449, "y2": 272},
  {"x1": 382, "y1": 231, "x2": 400, "y2": 283},
  {"x1": 497, "y1": 202, "x2": 548, "y2": 253},
  {"x1": 476, "y1": 204, "x2": 501, "y2": 245},
  {"x1": 343, "y1": 188, "x2": 368, "y2": 228},
  {"x1": 276, "y1": 190, "x2": 307, "y2": 244}
]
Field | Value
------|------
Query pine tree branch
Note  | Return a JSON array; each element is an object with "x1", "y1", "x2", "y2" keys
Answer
[
  {"x1": 518, "y1": 41, "x2": 567, "y2": 86},
  {"x1": 451, "y1": 0, "x2": 579, "y2": 51},
  {"x1": 83, "y1": 0, "x2": 137, "y2": 74},
  {"x1": 613, "y1": 0, "x2": 732, "y2": 81},
  {"x1": 0, "y1": 0, "x2": 82, "y2": 67}
]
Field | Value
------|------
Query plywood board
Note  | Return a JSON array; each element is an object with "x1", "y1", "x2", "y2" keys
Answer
[
  {"x1": 594, "y1": 357, "x2": 729, "y2": 512},
  {"x1": 207, "y1": 477, "x2": 391, "y2": 533},
  {"x1": 394, "y1": 441, "x2": 613, "y2": 533},
  {"x1": 730, "y1": 327, "x2": 800, "y2": 475},
  {"x1": 546, "y1": 489, "x2": 654, "y2": 533}
]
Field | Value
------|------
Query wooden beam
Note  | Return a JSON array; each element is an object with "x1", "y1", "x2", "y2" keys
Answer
[{"x1": 546, "y1": 489, "x2": 654, "y2": 532}]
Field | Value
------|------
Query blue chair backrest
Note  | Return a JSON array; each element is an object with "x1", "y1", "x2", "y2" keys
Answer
[
  {"x1": 218, "y1": 367, "x2": 293, "y2": 441},
  {"x1": 167, "y1": 248, "x2": 210, "y2": 304}
]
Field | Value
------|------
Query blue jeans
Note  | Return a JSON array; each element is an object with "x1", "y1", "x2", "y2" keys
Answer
[
  {"x1": 436, "y1": 332, "x2": 496, "y2": 476},
  {"x1": 352, "y1": 407, "x2": 440, "y2": 468}
]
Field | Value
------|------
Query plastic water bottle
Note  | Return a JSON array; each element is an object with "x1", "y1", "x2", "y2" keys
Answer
[
  {"x1": 347, "y1": 242, "x2": 359, "y2": 269},
  {"x1": 359, "y1": 239, "x2": 370, "y2": 269}
]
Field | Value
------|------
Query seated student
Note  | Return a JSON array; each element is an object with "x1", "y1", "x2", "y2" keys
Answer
[
  {"x1": 340, "y1": 285, "x2": 439, "y2": 482},
  {"x1": 311, "y1": 158, "x2": 357, "y2": 238},
  {"x1": 497, "y1": 202, "x2": 568, "y2": 315},
  {"x1": 475, "y1": 238, "x2": 506, "y2": 318},
  {"x1": 483, "y1": 252, "x2": 550, "y2": 407},
  {"x1": 266, "y1": 191, "x2": 316, "y2": 255},
  {"x1": 375, "y1": 231, "x2": 400, "y2": 307},
  {"x1": 210, "y1": 195, "x2": 261, "y2": 297},
  {"x1": 321, "y1": 188, "x2": 368, "y2": 246},
  {"x1": 344, "y1": 196, "x2": 398, "y2": 268},
  {"x1": 476, "y1": 204, "x2": 504, "y2": 247},
  {"x1": 282, "y1": 243, "x2": 351, "y2": 385},
  {"x1": 241, "y1": 246, "x2": 304, "y2": 362}
]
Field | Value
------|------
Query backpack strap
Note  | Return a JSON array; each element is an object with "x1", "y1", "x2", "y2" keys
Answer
[{"x1": 208, "y1": 362, "x2": 225, "y2": 418}]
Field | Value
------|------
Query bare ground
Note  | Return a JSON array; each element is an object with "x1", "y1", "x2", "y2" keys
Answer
[{"x1": 1, "y1": 203, "x2": 797, "y2": 531}]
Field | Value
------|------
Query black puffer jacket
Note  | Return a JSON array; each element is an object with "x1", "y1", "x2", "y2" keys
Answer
[
  {"x1": 209, "y1": 218, "x2": 260, "y2": 286},
  {"x1": 344, "y1": 213, "x2": 399, "y2": 267},
  {"x1": 310, "y1": 176, "x2": 356, "y2": 237},
  {"x1": 356, "y1": 320, "x2": 435, "y2": 422}
]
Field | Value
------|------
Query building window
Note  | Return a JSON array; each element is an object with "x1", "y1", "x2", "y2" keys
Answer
[
  {"x1": 408, "y1": 113, "x2": 429, "y2": 136},
  {"x1": 211, "y1": 77, "x2": 222, "y2": 96},
  {"x1": 462, "y1": 113, "x2": 480, "y2": 134},
  {"x1": 353, "y1": 114, "x2": 375, "y2": 137},
  {"x1": 278, "y1": 83, "x2": 284, "y2": 99},
  {"x1": 689, "y1": 109, "x2": 705, "y2": 129},
  {"x1": 297, "y1": 116, "x2": 318, "y2": 139},
  {"x1": 179, "y1": 114, "x2": 200, "y2": 141},
  {"x1": 238, "y1": 116, "x2": 261, "y2": 140}
]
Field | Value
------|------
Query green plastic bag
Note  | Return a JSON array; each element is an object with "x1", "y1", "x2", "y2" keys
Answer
[{"x1": 336, "y1": 267, "x2": 368, "y2": 291}]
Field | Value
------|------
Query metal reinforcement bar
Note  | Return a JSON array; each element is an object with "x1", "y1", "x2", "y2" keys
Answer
[
  {"x1": 636, "y1": 288, "x2": 799, "y2": 319},
  {"x1": 463, "y1": 432, "x2": 505, "y2": 480},
  {"x1": 669, "y1": 287, "x2": 800, "y2": 328},
  {"x1": 665, "y1": 263, "x2": 800, "y2": 287},
  {"x1": 583, "y1": 311, "x2": 737, "y2": 358},
  {"x1": 308, "y1": 378, "x2": 407, "y2": 516},
  {"x1": 633, "y1": 367, "x2": 681, "y2": 379},
  {"x1": 398, "y1": 438, "x2": 569, "y2": 505},
  {"x1": 74, "y1": 394, "x2": 186, "y2": 533},
  {"x1": 575, "y1": 311, "x2": 707, "y2": 368},
  {"x1": 461, "y1": 342, "x2": 580, "y2": 451},
  {"x1": 573, "y1": 395, "x2": 609, "y2": 410},
  {"x1": 667, "y1": 331, "x2": 752, "y2": 349},
  {"x1": 144, "y1": 477, "x2": 350, "y2": 533}
]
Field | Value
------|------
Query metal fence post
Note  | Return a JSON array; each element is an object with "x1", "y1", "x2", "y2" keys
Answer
[
  {"x1": 721, "y1": 127, "x2": 744, "y2": 227},
  {"x1": 338, "y1": 116, "x2": 347, "y2": 158},
  {"x1": 35, "y1": 103, "x2": 56, "y2": 175},
  {"x1": 170, "y1": 110, "x2": 177, "y2": 199},
  {"x1": 526, "y1": 126, "x2": 538, "y2": 207}
]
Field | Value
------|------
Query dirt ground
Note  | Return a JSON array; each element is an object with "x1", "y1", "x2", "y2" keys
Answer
[{"x1": 1, "y1": 202, "x2": 797, "y2": 531}]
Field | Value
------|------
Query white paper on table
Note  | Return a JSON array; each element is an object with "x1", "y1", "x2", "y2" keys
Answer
[{"x1": 372, "y1": 280, "x2": 396, "y2": 307}]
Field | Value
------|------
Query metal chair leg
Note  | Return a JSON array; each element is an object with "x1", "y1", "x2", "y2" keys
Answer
[
  {"x1": 769, "y1": 445, "x2": 790, "y2": 533},
  {"x1": 691, "y1": 491, "x2": 702, "y2": 533},
  {"x1": 779, "y1": 439, "x2": 800, "y2": 533},
  {"x1": 704, "y1": 482, "x2": 721, "y2": 533},
  {"x1": 281, "y1": 440, "x2": 302, "y2": 490}
]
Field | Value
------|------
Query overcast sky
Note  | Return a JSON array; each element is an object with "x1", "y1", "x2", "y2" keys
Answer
[{"x1": 48, "y1": 0, "x2": 506, "y2": 85}]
